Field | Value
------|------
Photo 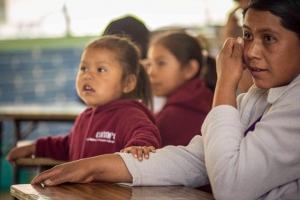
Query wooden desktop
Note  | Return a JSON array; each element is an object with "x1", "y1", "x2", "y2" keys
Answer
[{"x1": 11, "y1": 182, "x2": 215, "y2": 200}]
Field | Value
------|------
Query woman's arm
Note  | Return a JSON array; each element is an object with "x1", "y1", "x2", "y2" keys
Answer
[
  {"x1": 213, "y1": 37, "x2": 245, "y2": 108},
  {"x1": 32, "y1": 135, "x2": 209, "y2": 188},
  {"x1": 31, "y1": 154, "x2": 132, "y2": 186},
  {"x1": 118, "y1": 135, "x2": 209, "y2": 188},
  {"x1": 202, "y1": 101, "x2": 300, "y2": 199}
]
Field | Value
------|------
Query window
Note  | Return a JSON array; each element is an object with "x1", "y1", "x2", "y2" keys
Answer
[{"x1": 0, "y1": 0, "x2": 234, "y2": 39}]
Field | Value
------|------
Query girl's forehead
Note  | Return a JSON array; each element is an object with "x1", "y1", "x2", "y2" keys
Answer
[
  {"x1": 84, "y1": 48, "x2": 117, "y2": 57},
  {"x1": 149, "y1": 44, "x2": 169, "y2": 55},
  {"x1": 85, "y1": 47, "x2": 112, "y2": 53}
]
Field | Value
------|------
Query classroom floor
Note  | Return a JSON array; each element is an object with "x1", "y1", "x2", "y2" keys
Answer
[{"x1": 0, "y1": 190, "x2": 13, "y2": 200}]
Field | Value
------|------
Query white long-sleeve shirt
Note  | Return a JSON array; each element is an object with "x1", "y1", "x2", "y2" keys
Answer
[
  {"x1": 202, "y1": 74, "x2": 300, "y2": 200},
  {"x1": 118, "y1": 74, "x2": 300, "y2": 200}
]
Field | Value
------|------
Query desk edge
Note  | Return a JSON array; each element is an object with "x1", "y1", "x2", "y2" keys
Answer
[{"x1": 10, "y1": 186, "x2": 38, "y2": 200}]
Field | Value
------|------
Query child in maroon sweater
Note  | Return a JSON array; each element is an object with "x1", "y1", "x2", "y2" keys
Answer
[
  {"x1": 146, "y1": 31, "x2": 214, "y2": 147},
  {"x1": 7, "y1": 36, "x2": 161, "y2": 164}
]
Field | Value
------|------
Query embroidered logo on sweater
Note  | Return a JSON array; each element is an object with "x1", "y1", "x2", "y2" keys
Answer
[{"x1": 86, "y1": 131, "x2": 116, "y2": 143}]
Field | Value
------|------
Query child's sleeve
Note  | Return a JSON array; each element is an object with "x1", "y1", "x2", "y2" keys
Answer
[
  {"x1": 120, "y1": 108, "x2": 162, "y2": 148},
  {"x1": 35, "y1": 134, "x2": 70, "y2": 161}
]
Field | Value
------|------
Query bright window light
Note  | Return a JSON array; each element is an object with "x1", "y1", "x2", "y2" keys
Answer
[{"x1": 0, "y1": 0, "x2": 235, "y2": 39}]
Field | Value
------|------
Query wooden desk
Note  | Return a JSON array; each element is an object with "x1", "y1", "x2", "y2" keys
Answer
[
  {"x1": 0, "y1": 103, "x2": 86, "y2": 184},
  {"x1": 11, "y1": 182, "x2": 215, "y2": 200},
  {"x1": 0, "y1": 103, "x2": 86, "y2": 146}
]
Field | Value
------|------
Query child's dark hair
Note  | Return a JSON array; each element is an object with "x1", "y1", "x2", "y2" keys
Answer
[
  {"x1": 85, "y1": 35, "x2": 153, "y2": 110},
  {"x1": 202, "y1": 55, "x2": 217, "y2": 91},
  {"x1": 150, "y1": 31, "x2": 203, "y2": 78}
]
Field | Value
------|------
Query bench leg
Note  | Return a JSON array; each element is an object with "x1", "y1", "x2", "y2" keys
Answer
[{"x1": 13, "y1": 165, "x2": 20, "y2": 185}]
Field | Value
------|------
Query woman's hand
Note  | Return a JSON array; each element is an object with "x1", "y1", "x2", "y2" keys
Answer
[
  {"x1": 217, "y1": 37, "x2": 245, "y2": 85},
  {"x1": 213, "y1": 37, "x2": 245, "y2": 108},
  {"x1": 120, "y1": 146, "x2": 156, "y2": 161},
  {"x1": 31, "y1": 158, "x2": 95, "y2": 186},
  {"x1": 31, "y1": 154, "x2": 133, "y2": 186}
]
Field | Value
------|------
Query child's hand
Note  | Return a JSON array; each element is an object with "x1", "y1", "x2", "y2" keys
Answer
[
  {"x1": 6, "y1": 143, "x2": 36, "y2": 166},
  {"x1": 120, "y1": 146, "x2": 156, "y2": 161}
]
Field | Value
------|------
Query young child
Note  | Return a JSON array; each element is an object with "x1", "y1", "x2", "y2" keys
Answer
[
  {"x1": 6, "y1": 35, "x2": 161, "y2": 164},
  {"x1": 77, "y1": 15, "x2": 150, "y2": 105},
  {"x1": 146, "y1": 31, "x2": 214, "y2": 147}
]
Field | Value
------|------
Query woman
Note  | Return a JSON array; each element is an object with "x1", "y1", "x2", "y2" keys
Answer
[{"x1": 31, "y1": 0, "x2": 300, "y2": 199}]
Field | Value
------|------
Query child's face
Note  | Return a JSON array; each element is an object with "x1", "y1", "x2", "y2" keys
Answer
[
  {"x1": 243, "y1": 9, "x2": 300, "y2": 89},
  {"x1": 147, "y1": 44, "x2": 189, "y2": 97},
  {"x1": 76, "y1": 48, "x2": 126, "y2": 109}
]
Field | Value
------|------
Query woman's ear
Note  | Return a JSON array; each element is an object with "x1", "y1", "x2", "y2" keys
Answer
[
  {"x1": 123, "y1": 74, "x2": 137, "y2": 94},
  {"x1": 183, "y1": 59, "x2": 200, "y2": 80}
]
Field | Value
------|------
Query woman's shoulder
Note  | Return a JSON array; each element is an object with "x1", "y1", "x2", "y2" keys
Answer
[{"x1": 268, "y1": 75, "x2": 300, "y2": 105}]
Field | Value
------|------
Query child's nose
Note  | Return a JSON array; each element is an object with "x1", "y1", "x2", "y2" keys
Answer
[
  {"x1": 83, "y1": 72, "x2": 94, "y2": 80},
  {"x1": 147, "y1": 66, "x2": 156, "y2": 77}
]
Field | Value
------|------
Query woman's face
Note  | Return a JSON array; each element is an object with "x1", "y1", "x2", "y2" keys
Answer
[
  {"x1": 243, "y1": 9, "x2": 300, "y2": 89},
  {"x1": 147, "y1": 44, "x2": 188, "y2": 97}
]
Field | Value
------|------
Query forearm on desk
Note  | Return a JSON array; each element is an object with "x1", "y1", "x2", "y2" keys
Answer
[
  {"x1": 31, "y1": 154, "x2": 133, "y2": 185},
  {"x1": 93, "y1": 154, "x2": 133, "y2": 183},
  {"x1": 117, "y1": 136, "x2": 209, "y2": 188}
]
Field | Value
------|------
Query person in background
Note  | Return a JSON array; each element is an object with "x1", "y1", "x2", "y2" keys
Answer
[
  {"x1": 102, "y1": 15, "x2": 149, "y2": 65},
  {"x1": 220, "y1": 0, "x2": 250, "y2": 43},
  {"x1": 220, "y1": 0, "x2": 253, "y2": 94},
  {"x1": 31, "y1": 0, "x2": 300, "y2": 199},
  {"x1": 6, "y1": 35, "x2": 161, "y2": 165},
  {"x1": 144, "y1": 31, "x2": 213, "y2": 147}
]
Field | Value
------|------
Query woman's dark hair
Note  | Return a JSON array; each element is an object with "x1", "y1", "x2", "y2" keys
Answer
[
  {"x1": 243, "y1": 0, "x2": 300, "y2": 38},
  {"x1": 85, "y1": 35, "x2": 153, "y2": 110},
  {"x1": 149, "y1": 31, "x2": 203, "y2": 78}
]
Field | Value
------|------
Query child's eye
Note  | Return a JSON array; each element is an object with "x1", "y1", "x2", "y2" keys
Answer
[
  {"x1": 98, "y1": 68, "x2": 106, "y2": 72},
  {"x1": 80, "y1": 67, "x2": 88, "y2": 72},
  {"x1": 158, "y1": 61, "x2": 166, "y2": 67}
]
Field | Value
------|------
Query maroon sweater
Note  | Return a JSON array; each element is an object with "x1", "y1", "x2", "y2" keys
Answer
[
  {"x1": 36, "y1": 99, "x2": 161, "y2": 161},
  {"x1": 156, "y1": 78, "x2": 213, "y2": 147}
]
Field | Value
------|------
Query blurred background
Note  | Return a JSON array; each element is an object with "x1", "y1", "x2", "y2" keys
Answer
[
  {"x1": 0, "y1": 0, "x2": 235, "y2": 39},
  {"x1": 0, "y1": 0, "x2": 238, "y2": 197}
]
